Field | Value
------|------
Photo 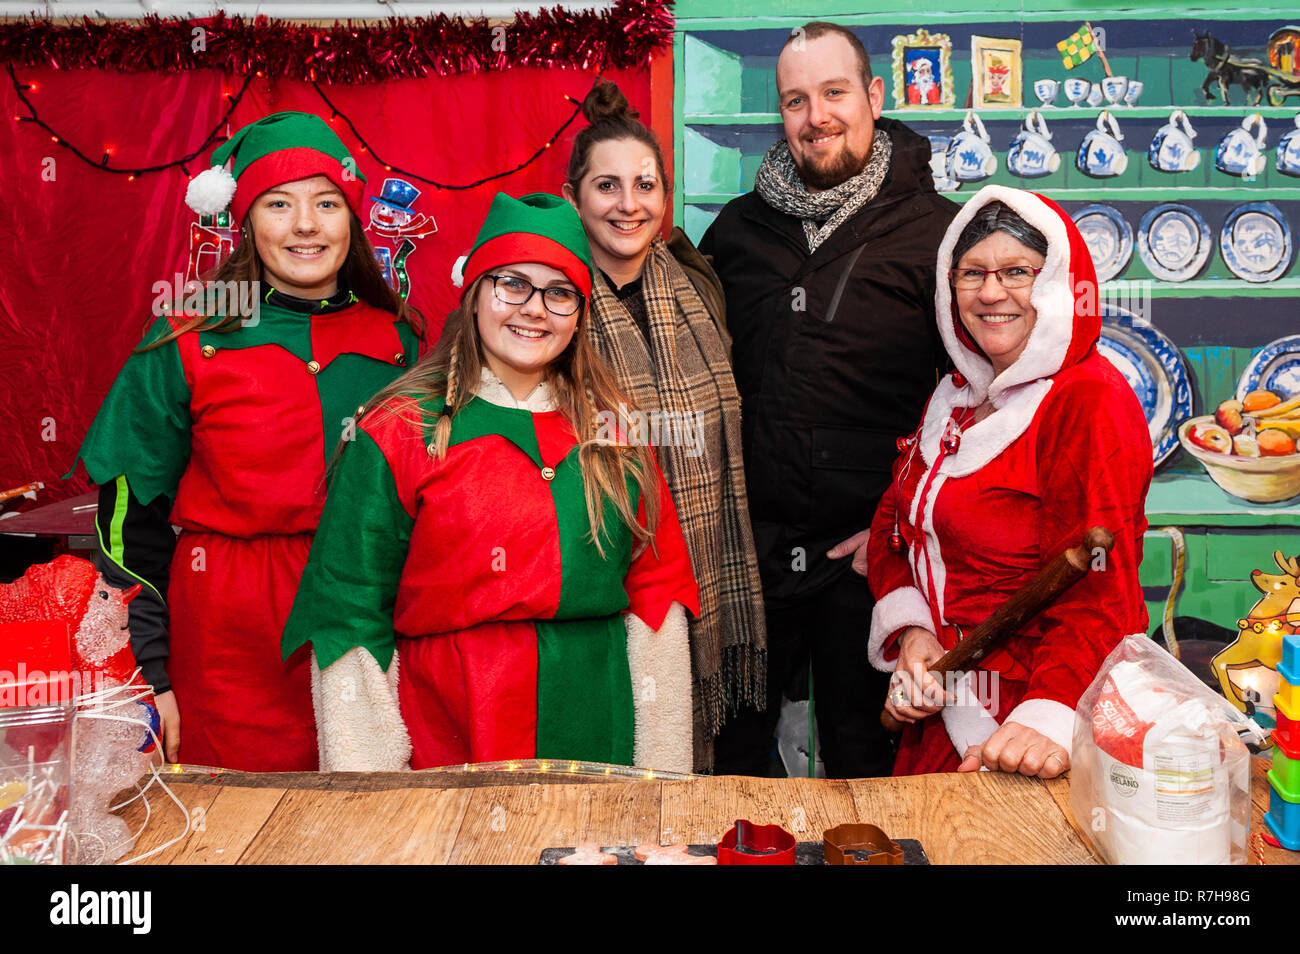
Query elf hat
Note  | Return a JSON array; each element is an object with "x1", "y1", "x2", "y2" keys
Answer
[
  {"x1": 452, "y1": 192, "x2": 594, "y2": 299},
  {"x1": 184, "y1": 111, "x2": 366, "y2": 226}
]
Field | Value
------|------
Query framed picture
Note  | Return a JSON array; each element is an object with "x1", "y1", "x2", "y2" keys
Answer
[
  {"x1": 891, "y1": 29, "x2": 954, "y2": 108},
  {"x1": 971, "y1": 35, "x2": 1023, "y2": 109}
]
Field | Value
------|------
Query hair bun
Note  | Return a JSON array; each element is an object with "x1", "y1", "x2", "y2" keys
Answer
[{"x1": 582, "y1": 81, "x2": 639, "y2": 124}]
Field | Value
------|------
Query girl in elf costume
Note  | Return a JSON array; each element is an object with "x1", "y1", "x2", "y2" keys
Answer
[
  {"x1": 281, "y1": 192, "x2": 700, "y2": 773},
  {"x1": 71, "y1": 111, "x2": 422, "y2": 772}
]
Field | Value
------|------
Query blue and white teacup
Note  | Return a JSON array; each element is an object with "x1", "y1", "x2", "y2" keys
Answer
[
  {"x1": 947, "y1": 111, "x2": 997, "y2": 182},
  {"x1": 1077, "y1": 110, "x2": 1128, "y2": 177},
  {"x1": 1063, "y1": 77, "x2": 1091, "y2": 107},
  {"x1": 1278, "y1": 114, "x2": 1300, "y2": 178},
  {"x1": 1086, "y1": 83, "x2": 1104, "y2": 107},
  {"x1": 1100, "y1": 75, "x2": 1129, "y2": 107},
  {"x1": 1034, "y1": 78, "x2": 1060, "y2": 107},
  {"x1": 1149, "y1": 109, "x2": 1200, "y2": 173},
  {"x1": 1216, "y1": 113, "x2": 1268, "y2": 179},
  {"x1": 928, "y1": 135, "x2": 961, "y2": 191},
  {"x1": 1007, "y1": 110, "x2": 1060, "y2": 178},
  {"x1": 1124, "y1": 80, "x2": 1143, "y2": 107}
]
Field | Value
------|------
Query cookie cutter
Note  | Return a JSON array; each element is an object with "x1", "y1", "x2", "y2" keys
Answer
[{"x1": 822, "y1": 823, "x2": 905, "y2": 865}]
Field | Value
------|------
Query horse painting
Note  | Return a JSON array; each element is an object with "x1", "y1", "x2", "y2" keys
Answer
[{"x1": 1191, "y1": 30, "x2": 1270, "y2": 106}]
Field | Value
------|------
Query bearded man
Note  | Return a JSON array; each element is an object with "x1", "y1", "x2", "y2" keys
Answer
[{"x1": 699, "y1": 21, "x2": 957, "y2": 779}]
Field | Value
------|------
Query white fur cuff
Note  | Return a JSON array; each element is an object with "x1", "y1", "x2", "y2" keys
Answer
[
  {"x1": 312, "y1": 647, "x2": 412, "y2": 772},
  {"x1": 868, "y1": 586, "x2": 933, "y2": 672},
  {"x1": 1004, "y1": 697, "x2": 1077, "y2": 755},
  {"x1": 625, "y1": 602, "x2": 693, "y2": 774}
]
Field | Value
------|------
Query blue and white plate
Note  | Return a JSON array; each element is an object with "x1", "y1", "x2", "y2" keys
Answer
[
  {"x1": 1098, "y1": 304, "x2": 1195, "y2": 467},
  {"x1": 1220, "y1": 202, "x2": 1294, "y2": 283},
  {"x1": 1137, "y1": 203, "x2": 1213, "y2": 282},
  {"x1": 1237, "y1": 334, "x2": 1300, "y2": 401},
  {"x1": 1072, "y1": 204, "x2": 1133, "y2": 283}
]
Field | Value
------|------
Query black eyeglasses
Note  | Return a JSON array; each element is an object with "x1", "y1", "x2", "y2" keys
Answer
[{"x1": 487, "y1": 274, "x2": 584, "y2": 317}]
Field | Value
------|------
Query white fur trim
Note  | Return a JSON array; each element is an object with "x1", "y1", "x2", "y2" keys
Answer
[
  {"x1": 473, "y1": 366, "x2": 557, "y2": 411},
  {"x1": 1004, "y1": 697, "x2": 1077, "y2": 755},
  {"x1": 916, "y1": 470, "x2": 951, "y2": 623},
  {"x1": 926, "y1": 379, "x2": 1055, "y2": 476},
  {"x1": 941, "y1": 671, "x2": 1000, "y2": 757},
  {"x1": 185, "y1": 165, "x2": 237, "y2": 216},
  {"x1": 625, "y1": 602, "x2": 693, "y2": 774},
  {"x1": 312, "y1": 647, "x2": 412, "y2": 771},
  {"x1": 451, "y1": 254, "x2": 468, "y2": 288},
  {"x1": 934, "y1": 185, "x2": 1076, "y2": 404},
  {"x1": 867, "y1": 586, "x2": 933, "y2": 672}
]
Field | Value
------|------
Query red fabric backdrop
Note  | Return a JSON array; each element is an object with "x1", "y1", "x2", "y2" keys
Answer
[{"x1": 0, "y1": 66, "x2": 650, "y2": 502}]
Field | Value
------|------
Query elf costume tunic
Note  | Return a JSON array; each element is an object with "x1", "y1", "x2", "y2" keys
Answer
[
  {"x1": 73, "y1": 292, "x2": 419, "y2": 771},
  {"x1": 281, "y1": 371, "x2": 701, "y2": 772},
  {"x1": 865, "y1": 187, "x2": 1153, "y2": 776}
]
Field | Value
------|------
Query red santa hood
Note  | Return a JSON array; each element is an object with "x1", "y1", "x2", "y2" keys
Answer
[
  {"x1": 915, "y1": 186, "x2": 1102, "y2": 476},
  {"x1": 935, "y1": 185, "x2": 1100, "y2": 405}
]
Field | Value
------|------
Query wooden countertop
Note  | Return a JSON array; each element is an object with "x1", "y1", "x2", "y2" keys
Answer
[{"x1": 117, "y1": 759, "x2": 1295, "y2": 865}]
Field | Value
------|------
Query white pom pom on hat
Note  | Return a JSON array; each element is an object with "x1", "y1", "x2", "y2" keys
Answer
[
  {"x1": 451, "y1": 254, "x2": 468, "y2": 288},
  {"x1": 185, "y1": 165, "x2": 238, "y2": 216}
]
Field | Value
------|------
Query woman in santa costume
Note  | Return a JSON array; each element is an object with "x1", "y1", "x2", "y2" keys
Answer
[
  {"x1": 866, "y1": 185, "x2": 1152, "y2": 778},
  {"x1": 71, "y1": 111, "x2": 422, "y2": 771},
  {"x1": 281, "y1": 192, "x2": 699, "y2": 773}
]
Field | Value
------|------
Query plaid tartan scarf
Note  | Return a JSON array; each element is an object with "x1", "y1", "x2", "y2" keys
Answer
[{"x1": 589, "y1": 239, "x2": 766, "y2": 770}]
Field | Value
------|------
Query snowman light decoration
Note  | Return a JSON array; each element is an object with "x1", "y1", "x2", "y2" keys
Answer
[{"x1": 366, "y1": 178, "x2": 437, "y2": 301}]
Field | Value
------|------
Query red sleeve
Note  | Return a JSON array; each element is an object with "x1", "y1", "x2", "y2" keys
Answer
[
  {"x1": 1020, "y1": 369, "x2": 1152, "y2": 713},
  {"x1": 623, "y1": 460, "x2": 700, "y2": 631}
]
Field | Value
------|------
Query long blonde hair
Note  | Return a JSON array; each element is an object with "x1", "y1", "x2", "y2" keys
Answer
[{"x1": 362, "y1": 275, "x2": 660, "y2": 555}]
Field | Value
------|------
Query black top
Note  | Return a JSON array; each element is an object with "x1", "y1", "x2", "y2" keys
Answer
[{"x1": 600, "y1": 269, "x2": 650, "y2": 339}]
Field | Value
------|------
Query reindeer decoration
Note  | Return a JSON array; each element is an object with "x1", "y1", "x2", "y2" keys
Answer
[
  {"x1": 1191, "y1": 30, "x2": 1271, "y2": 106},
  {"x1": 1212, "y1": 550, "x2": 1300, "y2": 719}
]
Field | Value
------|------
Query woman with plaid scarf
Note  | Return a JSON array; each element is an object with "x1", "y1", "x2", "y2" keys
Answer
[{"x1": 562, "y1": 82, "x2": 768, "y2": 773}]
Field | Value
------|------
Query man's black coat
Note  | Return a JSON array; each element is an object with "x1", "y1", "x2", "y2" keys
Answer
[{"x1": 700, "y1": 117, "x2": 959, "y2": 608}]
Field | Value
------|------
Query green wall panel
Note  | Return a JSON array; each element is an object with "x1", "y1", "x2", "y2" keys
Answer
[{"x1": 684, "y1": 35, "x2": 742, "y2": 115}]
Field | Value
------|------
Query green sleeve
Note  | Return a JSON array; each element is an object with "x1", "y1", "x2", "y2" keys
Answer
[
  {"x1": 281, "y1": 428, "x2": 413, "y2": 671},
  {"x1": 71, "y1": 315, "x2": 192, "y2": 507}
]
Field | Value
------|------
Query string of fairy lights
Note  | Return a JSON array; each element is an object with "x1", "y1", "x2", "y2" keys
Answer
[
  {"x1": 6, "y1": 63, "x2": 255, "y2": 180},
  {"x1": 310, "y1": 80, "x2": 593, "y2": 190},
  {"x1": 6, "y1": 63, "x2": 594, "y2": 190}
]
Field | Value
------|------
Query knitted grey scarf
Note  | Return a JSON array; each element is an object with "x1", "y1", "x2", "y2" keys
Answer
[{"x1": 754, "y1": 132, "x2": 893, "y2": 252}]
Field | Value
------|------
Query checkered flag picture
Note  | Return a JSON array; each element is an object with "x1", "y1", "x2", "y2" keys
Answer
[{"x1": 1057, "y1": 25, "x2": 1097, "y2": 69}]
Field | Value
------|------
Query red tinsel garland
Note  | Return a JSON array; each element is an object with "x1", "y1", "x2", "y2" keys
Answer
[{"x1": 0, "y1": 1, "x2": 672, "y2": 83}]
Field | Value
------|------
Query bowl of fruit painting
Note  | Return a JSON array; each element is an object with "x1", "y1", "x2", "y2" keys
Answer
[{"x1": 1179, "y1": 389, "x2": 1300, "y2": 503}]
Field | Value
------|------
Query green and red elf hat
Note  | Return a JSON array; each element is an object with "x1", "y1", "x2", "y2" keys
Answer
[
  {"x1": 451, "y1": 192, "x2": 594, "y2": 299},
  {"x1": 184, "y1": 111, "x2": 366, "y2": 225}
]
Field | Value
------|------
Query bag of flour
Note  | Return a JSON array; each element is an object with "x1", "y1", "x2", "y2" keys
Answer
[{"x1": 1070, "y1": 634, "x2": 1265, "y2": 865}]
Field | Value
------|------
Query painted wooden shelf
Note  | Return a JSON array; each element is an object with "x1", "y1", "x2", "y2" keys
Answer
[
  {"x1": 1111, "y1": 278, "x2": 1300, "y2": 297},
  {"x1": 674, "y1": 0, "x2": 1300, "y2": 26},
  {"x1": 687, "y1": 106, "x2": 1300, "y2": 125},
  {"x1": 1146, "y1": 471, "x2": 1300, "y2": 526},
  {"x1": 686, "y1": 189, "x2": 1300, "y2": 203}
]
